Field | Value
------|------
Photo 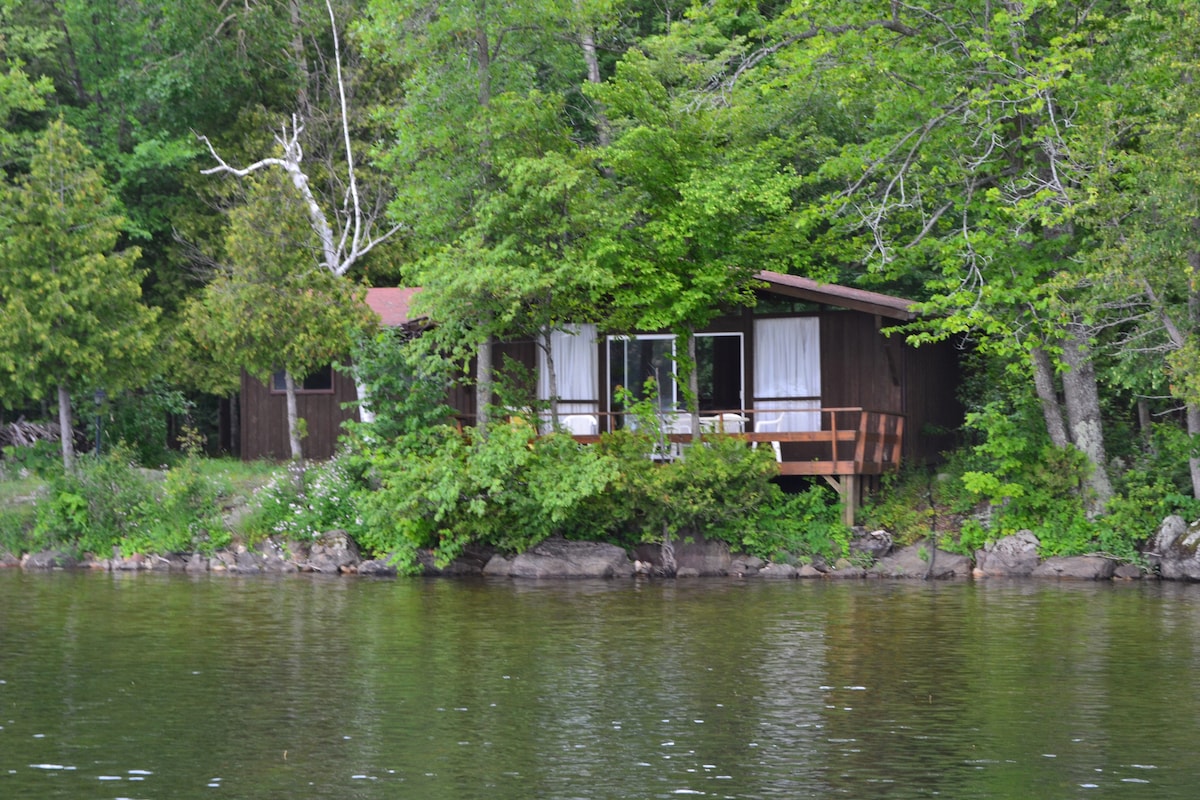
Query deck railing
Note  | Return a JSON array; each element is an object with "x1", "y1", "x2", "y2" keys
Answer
[{"x1": 547, "y1": 407, "x2": 904, "y2": 477}]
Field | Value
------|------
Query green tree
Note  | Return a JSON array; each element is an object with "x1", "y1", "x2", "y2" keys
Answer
[
  {"x1": 181, "y1": 171, "x2": 375, "y2": 461},
  {"x1": 0, "y1": 118, "x2": 159, "y2": 469},
  {"x1": 360, "y1": 0, "x2": 624, "y2": 435},
  {"x1": 589, "y1": 42, "x2": 803, "y2": 434},
  {"x1": 1073, "y1": 1, "x2": 1200, "y2": 499}
]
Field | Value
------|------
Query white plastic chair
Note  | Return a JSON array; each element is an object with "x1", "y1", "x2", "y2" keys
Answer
[
  {"x1": 753, "y1": 414, "x2": 783, "y2": 462},
  {"x1": 561, "y1": 414, "x2": 599, "y2": 436},
  {"x1": 700, "y1": 413, "x2": 746, "y2": 434},
  {"x1": 663, "y1": 415, "x2": 693, "y2": 460}
]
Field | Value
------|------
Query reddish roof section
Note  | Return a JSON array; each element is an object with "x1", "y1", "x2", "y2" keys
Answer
[
  {"x1": 756, "y1": 270, "x2": 917, "y2": 321},
  {"x1": 365, "y1": 287, "x2": 423, "y2": 327}
]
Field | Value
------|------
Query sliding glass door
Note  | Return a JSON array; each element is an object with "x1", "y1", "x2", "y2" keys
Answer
[{"x1": 607, "y1": 333, "x2": 744, "y2": 420}]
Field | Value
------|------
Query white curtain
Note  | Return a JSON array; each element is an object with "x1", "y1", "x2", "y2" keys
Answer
[
  {"x1": 538, "y1": 324, "x2": 599, "y2": 416},
  {"x1": 753, "y1": 317, "x2": 821, "y2": 432}
]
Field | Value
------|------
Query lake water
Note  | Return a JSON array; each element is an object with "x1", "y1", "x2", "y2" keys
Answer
[{"x1": 1, "y1": 572, "x2": 1198, "y2": 799}]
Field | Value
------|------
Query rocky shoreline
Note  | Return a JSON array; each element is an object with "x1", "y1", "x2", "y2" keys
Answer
[{"x1": 6, "y1": 514, "x2": 1200, "y2": 581}]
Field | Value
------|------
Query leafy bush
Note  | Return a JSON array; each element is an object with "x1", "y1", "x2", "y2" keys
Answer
[
  {"x1": 27, "y1": 441, "x2": 233, "y2": 557},
  {"x1": 352, "y1": 410, "x2": 851, "y2": 570},
  {"x1": 243, "y1": 456, "x2": 366, "y2": 542},
  {"x1": 102, "y1": 381, "x2": 193, "y2": 466},
  {"x1": 741, "y1": 483, "x2": 848, "y2": 563},
  {"x1": 2, "y1": 441, "x2": 62, "y2": 478},
  {"x1": 0, "y1": 503, "x2": 35, "y2": 555},
  {"x1": 33, "y1": 446, "x2": 156, "y2": 554},
  {"x1": 356, "y1": 423, "x2": 618, "y2": 570},
  {"x1": 341, "y1": 330, "x2": 457, "y2": 445}
]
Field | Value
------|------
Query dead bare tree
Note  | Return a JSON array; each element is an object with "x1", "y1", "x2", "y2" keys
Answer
[
  {"x1": 197, "y1": 0, "x2": 400, "y2": 430},
  {"x1": 197, "y1": 0, "x2": 400, "y2": 279}
]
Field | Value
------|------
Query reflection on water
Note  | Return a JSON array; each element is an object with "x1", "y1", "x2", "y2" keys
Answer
[{"x1": 1, "y1": 573, "x2": 1199, "y2": 799}]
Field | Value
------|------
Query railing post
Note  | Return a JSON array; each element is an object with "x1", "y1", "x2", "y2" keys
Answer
[{"x1": 853, "y1": 409, "x2": 868, "y2": 472}]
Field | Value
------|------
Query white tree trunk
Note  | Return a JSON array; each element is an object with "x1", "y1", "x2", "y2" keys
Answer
[
  {"x1": 283, "y1": 370, "x2": 303, "y2": 461},
  {"x1": 58, "y1": 383, "x2": 75, "y2": 471},
  {"x1": 353, "y1": 369, "x2": 376, "y2": 426},
  {"x1": 1187, "y1": 405, "x2": 1200, "y2": 500},
  {"x1": 198, "y1": 0, "x2": 400, "y2": 279},
  {"x1": 1059, "y1": 326, "x2": 1112, "y2": 513},
  {"x1": 475, "y1": 336, "x2": 493, "y2": 438},
  {"x1": 686, "y1": 330, "x2": 700, "y2": 441}
]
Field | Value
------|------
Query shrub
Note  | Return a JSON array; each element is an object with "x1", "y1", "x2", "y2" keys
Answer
[
  {"x1": 32, "y1": 446, "x2": 156, "y2": 555},
  {"x1": 27, "y1": 436, "x2": 233, "y2": 557},
  {"x1": 741, "y1": 482, "x2": 849, "y2": 563},
  {"x1": 242, "y1": 456, "x2": 367, "y2": 543},
  {"x1": 355, "y1": 423, "x2": 618, "y2": 571},
  {"x1": 2, "y1": 440, "x2": 62, "y2": 477}
]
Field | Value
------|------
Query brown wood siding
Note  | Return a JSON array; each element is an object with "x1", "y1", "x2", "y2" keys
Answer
[
  {"x1": 819, "y1": 311, "x2": 959, "y2": 463},
  {"x1": 819, "y1": 312, "x2": 903, "y2": 414},
  {"x1": 240, "y1": 368, "x2": 359, "y2": 461},
  {"x1": 898, "y1": 337, "x2": 962, "y2": 463},
  {"x1": 445, "y1": 338, "x2": 539, "y2": 425}
]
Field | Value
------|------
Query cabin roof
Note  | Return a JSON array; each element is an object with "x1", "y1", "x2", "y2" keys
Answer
[
  {"x1": 364, "y1": 274, "x2": 918, "y2": 327},
  {"x1": 365, "y1": 287, "x2": 424, "y2": 328},
  {"x1": 755, "y1": 270, "x2": 917, "y2": 321}
]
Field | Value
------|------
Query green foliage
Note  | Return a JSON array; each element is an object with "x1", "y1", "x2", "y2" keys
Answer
[
  {"x1": 103, "y1": 381, "x2": 194, "y2": 466},
  {"x1": 27, "y1": 443, "x2": 232, "y2": 557},
  {"x1": 243, "y1": 456, "x2": 366, "y2": 543},
  {"x1": 342, "y1": 330, "x2": 456, "y2": 444},
  {"x1": 356, "y1": 423, "x2": 619, "y2": 571},
  {"x1": 739, "y1": 483, "x2": 849, "y2": 564},
  {"x1": 0, "y1": 501, "x2": 34, "y2": 556},
  {"x1": 352, "y1": 383, "x2": 848, "y2": 570},
  {"x1": 33, "y1": 446, "x2": 156, "y2": 554},
  {"x1": 1, "y1": 441, "x2": 61, "y2": 478},
  {"x1": 615, "y1": 433, "x2": 782, "y2": 545},
  {"x1": 0, "y1": 118, "x2": 160, "y2": 467}
]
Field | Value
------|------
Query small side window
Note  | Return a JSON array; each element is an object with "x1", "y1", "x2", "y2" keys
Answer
[{"x1": 270, "y1": 365, "x2": 334, "y2": 393}]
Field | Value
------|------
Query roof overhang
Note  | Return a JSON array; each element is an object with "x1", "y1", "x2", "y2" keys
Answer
[{"x1": 755, "y1": 270, "x2": 917, "y2": 321}]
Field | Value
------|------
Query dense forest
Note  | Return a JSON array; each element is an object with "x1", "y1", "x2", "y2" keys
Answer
[{"x1": 3, "y1": 0, "x2": 1200, "y2": 565}]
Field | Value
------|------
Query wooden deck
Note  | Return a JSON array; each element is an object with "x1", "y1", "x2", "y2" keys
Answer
[{"x1": 564, "y1": 408, "x2": 905, "y2": 525}]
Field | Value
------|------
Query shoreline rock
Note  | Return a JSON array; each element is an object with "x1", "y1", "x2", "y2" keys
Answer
[{"x1": 9, "y1": 513, "x2": 1198, "y2": 582}]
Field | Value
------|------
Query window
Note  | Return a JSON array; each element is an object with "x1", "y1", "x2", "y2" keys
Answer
[
  {"x1": 537, "y1": 325, "x2": 600, "y2": 416},
  {"x1": 270, "y1": 365, "x2": 334, "y2": 393},
  {"x1": 607, "y1": 333, "x2": 744, "y2": 419},
  {"x1": 752, "y1": 317, "x2": 821, "y2": 431}
]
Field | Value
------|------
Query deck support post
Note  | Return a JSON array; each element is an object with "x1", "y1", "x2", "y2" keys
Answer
[{"x1": 822, "y1": 473, "x2": 860, "y2": 527}]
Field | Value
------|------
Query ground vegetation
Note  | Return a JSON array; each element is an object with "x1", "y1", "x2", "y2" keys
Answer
[{"x1": 4, "y1": 1, "x2": 1200, "y2": 566}]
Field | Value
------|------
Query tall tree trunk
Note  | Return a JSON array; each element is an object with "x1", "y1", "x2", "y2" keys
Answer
[
  {"x1": 353, "y1": 366, "x2": 376, "y2": 426},
  {"x1": 1059, "y1": 324, "x2": 1113, "y2": 514},
  {"x1": 476, "y1": 336, "x2": 493, "y2": 438},
  {"x1": 1188, "y1": 249, "x2": 1200, "y2": 499},
  {"x1": 229, "y1": 391, "x2": 240, "y2": 458},
  {"x1": 1030, "y1": 346, "x2": 1070, "y2": 449},
  {"x1": 1187, "y1": 405, "x2": 1200, "y2": 501},
  {"x1": 283, "y1": 370, "x2": 303, "y2": 461},
  {"x1": 542, "y1": 329, "x2": 559, "y2": 430},
  {"x1": 575, "y1": 1, "x2": 611, "y2": 150},
  {"x1": 1141, "y1": 272, "x2": 1200, "y2": 497},
  {"x1": 290, "y1": 0, "x2": 311, "y2": 117},
  {"x1": 686, "y1": 330, "x2": 700, "y2": 441},
  {"x1": 58, "y1": 383, "x2": 75, "y2": 471}
]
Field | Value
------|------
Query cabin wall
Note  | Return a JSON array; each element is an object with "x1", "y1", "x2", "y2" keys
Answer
[
  {"x1": 818, "y1": 312, "x2": 904, "y2": 414},
  {"x1": 818, "y1": 311, "x2": 960, "y2": 463},
  {"x1": 898, "y1": 337, "x2": 962, "y2": 463},
  {"x1": 446, "y1": 339, "x2": 539, "y2": 424},
  {"x1": 240, "y1": 368, "x2": 359, "y2": 461}
]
